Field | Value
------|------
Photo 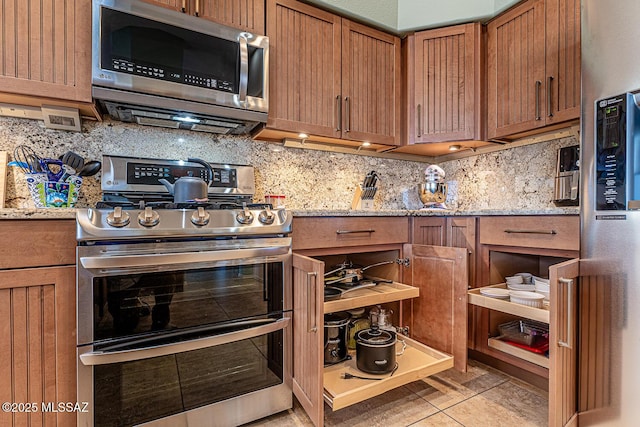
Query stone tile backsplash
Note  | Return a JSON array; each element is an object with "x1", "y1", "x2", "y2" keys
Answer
[{"x1": 0, "y1": 117, "x2": 578, "y2": 211}]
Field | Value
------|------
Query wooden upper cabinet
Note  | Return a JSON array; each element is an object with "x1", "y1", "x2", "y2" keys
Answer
[
  {"x1": 487, "y1": 0, "x2": 580, "y2": 140},
  {"x1": 0, "y1": 0, "x2": 91, "y2": 102},
  {"x1": 487, "y1": 0, "x2": 545, "y2": 139},
  {"x1": 544, "y1": 0, "x2": 581, "y2": 125},
  {"x1": 266, "y1": 0, "x2": 342, "y2": 138},
  {"x1": 142, "y1": 0, "x2": 265, "y2": 33},
  {"x1": 341, "y1": 20, "x2": 401, "y2": 146},
  {"x1": 406, "y1": 23, "x2": 482, "y2": 144},
  {"x1": 265, "y1": 0, "x2": 401, "y2": 146}
]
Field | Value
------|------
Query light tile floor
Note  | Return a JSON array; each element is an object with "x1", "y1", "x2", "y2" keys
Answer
[{"x1": 245, "y1": 360, "x2": 548, "y2": 427}]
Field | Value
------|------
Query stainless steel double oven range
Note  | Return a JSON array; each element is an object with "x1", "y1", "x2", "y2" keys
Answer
[{"x1": 76, "y1": 155, "x2": 292, "y2": 427}]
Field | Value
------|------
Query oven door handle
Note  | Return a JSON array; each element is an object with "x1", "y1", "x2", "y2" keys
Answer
[
  {"x1": 80, "y1": 245, "x2": 291, "y2": 270},
  {"x1": 79, "y1": 317, "x2": 290, "y2": 366}
]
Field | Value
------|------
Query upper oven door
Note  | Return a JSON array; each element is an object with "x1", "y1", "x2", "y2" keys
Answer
[
  {"x1": 77, "y1": 237, "x2": 291, "y2": 349},
  {"x1": 92, "y1": 0, "x2": 268, "y2": 112}
]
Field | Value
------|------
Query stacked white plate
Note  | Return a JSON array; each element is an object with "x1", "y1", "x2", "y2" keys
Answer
[{"x1": 480, "y1": 288, "x2": 511, "y2": 300}]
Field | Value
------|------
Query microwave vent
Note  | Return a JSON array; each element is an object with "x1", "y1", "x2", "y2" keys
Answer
[
  {"x1": 191, "y1": 124, "x2": 233, "y2": 134},
  {"x1": 136, "y1": 117, "x2": 181, "y2": 129}
]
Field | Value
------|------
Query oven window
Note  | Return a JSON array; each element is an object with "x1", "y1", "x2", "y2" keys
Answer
[
  {"x1": 93, "y1": 330, "x2": 284, "y2": 427},
  {"x1": 93, "y1": 262, "x2": 284, "y2": 344}
]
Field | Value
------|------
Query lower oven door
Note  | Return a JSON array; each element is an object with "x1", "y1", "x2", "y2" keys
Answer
[{"x1": 76, "y1": 238, "x2": 292, "y2": 427}]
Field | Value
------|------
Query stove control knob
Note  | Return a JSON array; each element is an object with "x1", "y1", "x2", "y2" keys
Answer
[
  {"x1": 258, "y1": 206, "x2": 275, "y2": 225},
  {"x1": 138, "y1": 207, "x2": 160, "y2": 227},
  {"x1": 236, "y1": 203, "x2": 254, "y2": 225},
  {"x1": 106, "y1": 206, "x2": 130, "y2": 228},
  {"x1": 191, "y1": 207, "x2": 210, "y2": 226}
]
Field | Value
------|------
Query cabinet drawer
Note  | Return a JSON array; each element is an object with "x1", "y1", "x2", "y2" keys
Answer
[
  {"x1": 479, "y1": 216, "x2": 579, "y2": 251},
  {"x1": 323, "y1": 335, "x2": 453, "y2": 411},
  {"x1": 0, "y1": 220, "x2": 76, "y2": 269},
  {"x1": 292, "y1": 217, "x2": 409, "y2": 250}
]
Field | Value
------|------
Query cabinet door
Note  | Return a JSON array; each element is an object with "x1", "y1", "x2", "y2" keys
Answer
[
  {"x1": 341, "y1": 19, "x2": 401, "y2": 146},
  {"x1": 544, "y1": 0, "x2": 580, "y2": 124},
  {"x1": 141, "y1": 1, "x2": 265, "y2": 33},
  {"x1": 0, "y1": 266, "x2": 76, "y2": 427},
  {"x1": 292, "y1": 254, "x2": 324, "y2": 427},
  {"x1": 266, "y1": 0, "x2": 341, "y2": 138},
  {"x1": 0, "y1": 0, "x2": 91, "y2": 102},
  {"x1": 408, "y1": 23, "x2": 481, "y2": 144},
  {"x1": 487, "y1": 0, "x2": 546, "y2": 139},
  {"x1": 403, "y1": 244, "x2": 468, "y2": 372},
  {"x1": 549, "y1": 259, "x2": 578, "y2": 427},
  {"x1": 198, "y1": 0, "x2": 265, "y2": 33}
]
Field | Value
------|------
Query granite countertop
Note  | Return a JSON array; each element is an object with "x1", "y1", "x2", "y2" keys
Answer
[{"x1": 0, "y1": 207, "x2": 579, "y2": 220}]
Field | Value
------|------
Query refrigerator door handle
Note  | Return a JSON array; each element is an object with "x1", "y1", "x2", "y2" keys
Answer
[{"x1": 558, "y1": 277, "x2": 574, "y2": 349}]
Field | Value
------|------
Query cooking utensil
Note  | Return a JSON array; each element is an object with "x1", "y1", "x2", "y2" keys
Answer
[
  {"x1": 158, "y1": 158, "x2": 212, "y2": 203},
  {"x1": 60, "y1": 151, "x2": 85, "y2": 171},
  {"x1": 324, "y1": 281, "x2": 377, "y2": 301},
  {"x1": 324, "y1": 260, "x2": 397, "y2": 285},
  {"x1": 324, "y1": 312, "x2": 351, "y2": 365},
  {"x1": 7, "y1": 161, "x2": 33, "y2": 173},
  {"x1": 355, "y1": 325, "x2": 405, "y2": 374},
  {"x1": 77, "y1": 160, "x2": 101, "y2": 177},
  {"x1": 13, "y1": 145, "x2": 41, "y2": 173}
]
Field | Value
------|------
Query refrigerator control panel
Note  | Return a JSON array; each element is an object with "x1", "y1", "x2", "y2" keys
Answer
[{"x1": 596, "y1": 94, "x2": 630, "y2": 210}]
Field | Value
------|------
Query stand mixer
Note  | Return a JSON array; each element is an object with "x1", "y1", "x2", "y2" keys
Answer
[{"x1": 418, "y1": 164, "x2": 448, "y2": 209}]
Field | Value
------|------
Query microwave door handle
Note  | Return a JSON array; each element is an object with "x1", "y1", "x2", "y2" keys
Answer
[
  {"x1": 79, "y1": 317, "x2": 290, "y2": 366},
  {"x1": 238, "y1": 35, "x2": 249, "y2": 105}
]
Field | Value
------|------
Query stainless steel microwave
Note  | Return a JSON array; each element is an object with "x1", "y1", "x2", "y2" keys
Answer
[{"x1": 91, "y1": 0, "x2": 269, "y2": 134}]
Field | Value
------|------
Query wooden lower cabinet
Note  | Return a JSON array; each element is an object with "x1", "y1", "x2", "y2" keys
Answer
[
  {"x1": 0, "y1": 266, "x2": 76, "y2": 427},
  {"x1": 291, "y1": 221, "x2": 466, "y2": 426}
]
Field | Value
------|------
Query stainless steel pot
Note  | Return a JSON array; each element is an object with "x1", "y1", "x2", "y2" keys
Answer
[{"x1": 355, "y1": 326, "x2": 405, "y2": 374}]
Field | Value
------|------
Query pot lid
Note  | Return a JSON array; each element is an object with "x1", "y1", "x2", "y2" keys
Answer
[
  {"x1": 355, "y1": 325, "x2": 395, "y2": 345},
  {"x1": 324, "y1": 311, "x2": 350, "y2": 326}
]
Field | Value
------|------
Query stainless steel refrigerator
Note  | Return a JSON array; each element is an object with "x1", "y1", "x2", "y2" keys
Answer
[{"x1": 581, "y1": 0, "x2": 640, "y2": 425}]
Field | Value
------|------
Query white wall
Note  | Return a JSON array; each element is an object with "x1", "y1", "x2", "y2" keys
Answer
[
  {"x1": 307, "y1": 0, "x2": 520, "y2": 33},
  {"x1": 304, "y1": 0, "x2": 398, "y2": 32}
]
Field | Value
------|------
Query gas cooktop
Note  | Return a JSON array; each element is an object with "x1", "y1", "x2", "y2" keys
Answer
[{"x1": 76, "y1": 155, "x2": 292, "y2": 242}]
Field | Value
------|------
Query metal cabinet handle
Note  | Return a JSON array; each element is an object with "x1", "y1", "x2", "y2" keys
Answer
[
  {"x1": 547, "y1": 76, "x2": 554, "y2": 117},
  {"x1": 535, "y1": 80, "x2": 542, "y2": 120},
  {"x1": 558, "y1": 277, "x2": 574, "y2": 349},
  {"x1": 80, "y1": 318, "x2": 289, "y2": 365},
  {"x1": 335, "y1": 95, "x2": 342, "y2": 131},
  {"x1": 417, "y1": 104, "x2": 422, "y2": 137},
  {"x1": 336, "y1": 229, "x2": 375, "y2": 234},
  {"x1": 503, "y1": 229, "x2": 557, "y2": 235},
  {"x1": 345, "y1": 97, "x2": 351, "y2": 132},
  {"x1": 306, "y1": 272, "x2": 318, "y2": 333}
]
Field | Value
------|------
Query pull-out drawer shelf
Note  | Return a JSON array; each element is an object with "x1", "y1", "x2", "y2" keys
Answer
[{"x1": 323, "y1": 335, "x2": 453, "y2": 411}]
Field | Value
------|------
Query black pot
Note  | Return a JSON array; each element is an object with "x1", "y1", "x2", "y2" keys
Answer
[
  {"x1": 355, "y1": 326, "x2": 397, "y2": 374},
  {"x1": 324, "y1": 312, "x2": 351, "y2": 365}
]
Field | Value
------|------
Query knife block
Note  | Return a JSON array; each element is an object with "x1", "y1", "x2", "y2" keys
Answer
[{"x1": 351, "y1": 184, "x2": 376, "y2": 210}]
